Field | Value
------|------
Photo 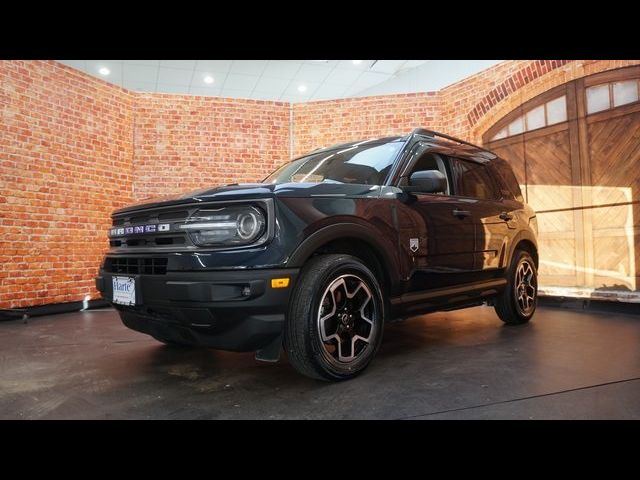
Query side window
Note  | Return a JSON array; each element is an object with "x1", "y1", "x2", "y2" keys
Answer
[
  {"x1": 403, "y1": 149, "x2": 451, "y2": 195},
  {"x1": 450, "y1": 157, "x2": 500, "y2": 200},
  {"x1": 490, "y1": 158, "x2": 524, "y2": 202}
]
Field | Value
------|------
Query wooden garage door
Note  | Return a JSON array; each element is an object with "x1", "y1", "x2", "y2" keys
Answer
[{"x1": 483, "y1": 66, "x2": 640, "y2": 295}]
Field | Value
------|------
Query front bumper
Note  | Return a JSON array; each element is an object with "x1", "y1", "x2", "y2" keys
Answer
[{"x1": 96, "y1": 267, "x2": 299, "y2": 352}]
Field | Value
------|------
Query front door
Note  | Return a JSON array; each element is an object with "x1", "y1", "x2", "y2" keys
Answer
[{"x1": 396, "y1": 144, "x2": 476, "y2": 291}]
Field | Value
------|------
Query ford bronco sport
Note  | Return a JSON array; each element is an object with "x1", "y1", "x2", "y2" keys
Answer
[{"x1": 96, "y1": 128, "x2": 538, "y2": 381}]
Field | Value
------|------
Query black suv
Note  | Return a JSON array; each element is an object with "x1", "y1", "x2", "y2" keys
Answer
[{"x1": 96, "y1": 128, "x2": 538, "y2": 381}]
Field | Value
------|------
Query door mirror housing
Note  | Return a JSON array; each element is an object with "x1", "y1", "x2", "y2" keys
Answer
[{"x1": 405, "y1": 170, "x2": 447, "y2": 194}]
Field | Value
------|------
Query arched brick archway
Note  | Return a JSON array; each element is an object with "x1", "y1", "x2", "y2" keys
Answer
[
  {"x1": 467, "y1": 61, "x2": 573, "y2": 129},
  {"x1": 468, "y1": 60, "x2": 640, "y2": 144}
]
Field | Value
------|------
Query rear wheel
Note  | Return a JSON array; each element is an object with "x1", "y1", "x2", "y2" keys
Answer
[
  {"x1": 494, "y1": 249, "x2": 538, "y2": 325},
  {"x1": 284, "y1": 254, "x2": 385, "y2": 381}
]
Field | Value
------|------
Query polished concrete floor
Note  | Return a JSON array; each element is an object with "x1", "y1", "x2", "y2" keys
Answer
[{"x1": 1, "y1": 303, "x2": 639, "y2": 419}]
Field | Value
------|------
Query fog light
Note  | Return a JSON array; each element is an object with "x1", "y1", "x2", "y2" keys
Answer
[{"x1": 271, "y1": 278, "x2": 290, "y2": 289}]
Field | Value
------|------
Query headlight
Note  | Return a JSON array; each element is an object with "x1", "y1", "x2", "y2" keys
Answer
[{"x1": 180, "y1": 205, "x2": 267, "y2": 247}]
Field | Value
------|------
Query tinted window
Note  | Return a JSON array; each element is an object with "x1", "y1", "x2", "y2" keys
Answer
[
  {"x1": 450, "y1": 157, "x2": 500, "y2": 200},
  {"x1": 263, "y1": 140, "x2": 403, "y2": 185},
  {"x1": 404, "y1": 150, "x2": 451, "y2": 195},
  {"x1": 490, "y1": 158, "x2": 524, "y2": 202},
  {"x1": 411, "y1": 152, "x2": 440, "y2": 173}
]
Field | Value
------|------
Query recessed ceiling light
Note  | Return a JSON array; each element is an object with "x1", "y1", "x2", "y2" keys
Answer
[
  {"x1": 203, "y1": 75, "x2": 214, "y2": 84},
  {"x1": 98, "y1": 67, "x2": 111, "y2": 76},
  {"x1": 352, "y1": 60, "x2": 363, "y2": 65},
  {"x1": 297, "y1": 84, "x2": 307, "y2": 93}
]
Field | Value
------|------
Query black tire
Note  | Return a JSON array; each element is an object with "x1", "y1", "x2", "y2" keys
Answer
[
  {"x1": 152, "y1": 336, "x2": 191, "y2": 348},
  {"x1": 284, "y1": 254, "x2": 385, "y2": 381},
  {"x1": 494, "y1": 249, "x2": 538, "y2": 325}
]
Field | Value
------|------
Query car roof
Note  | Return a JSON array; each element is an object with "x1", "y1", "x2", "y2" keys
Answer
[
  {"x1": 308, "y1": 136, "x2": 405, "y2": 154},
  {"x1": 305, "y1": 130, "x2": 497, "y2": 164}
]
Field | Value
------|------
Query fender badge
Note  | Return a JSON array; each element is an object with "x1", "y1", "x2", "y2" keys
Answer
[{"x1": 409, "y1": 238, "x2": 419, "y2": 253}]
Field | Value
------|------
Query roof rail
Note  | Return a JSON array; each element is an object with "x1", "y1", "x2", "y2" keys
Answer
[{"x1": 410, "y1": 128, "x2": 494, "y2": 156}]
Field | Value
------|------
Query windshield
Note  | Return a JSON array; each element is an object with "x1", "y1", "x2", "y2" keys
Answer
[{"x1": 263, "y1": 140, "x2": 404, "y2": 185}]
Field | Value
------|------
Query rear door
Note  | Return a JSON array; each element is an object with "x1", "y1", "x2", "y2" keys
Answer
[{"x1": 448, "y1": 156, "x2": 515, "y2": 276}]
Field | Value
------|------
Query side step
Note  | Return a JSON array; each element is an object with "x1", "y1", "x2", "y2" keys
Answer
[{"x1": 390, "y1": 278, "x2": 506, "y2": 312}]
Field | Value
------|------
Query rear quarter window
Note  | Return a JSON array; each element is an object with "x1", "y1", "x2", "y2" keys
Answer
[
  {"x1": 450, "y1": 157, "x2": 501, "y2": 200},
  {"x1": 490, "y1": 158, "x2": 524, "y2": 202}
]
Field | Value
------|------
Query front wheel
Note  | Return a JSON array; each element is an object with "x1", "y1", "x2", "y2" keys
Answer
[
  {"x1": 494, "y1": 249, "x2": 538, "y2": 325},
  {"x1": 152, "y1": 336, "x2": 192, "y2": 348},
  {"x1": 284, "y1": 254, "x2": 385, "y2": 381}
]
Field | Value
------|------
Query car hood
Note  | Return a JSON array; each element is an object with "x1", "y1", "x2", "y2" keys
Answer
[{"x1": 113, "y1": 182, "x2": 382, "y2": 214}]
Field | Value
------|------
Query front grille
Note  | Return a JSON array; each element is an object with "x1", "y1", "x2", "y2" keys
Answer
[
  {"x1": 158, "y1": 210, "x2": 189, "y2": 222},
  {"x1": 130, "y1": 214, "x2": 151, "y2": 224},
  {"x1": 105, "y1": 257, "x2": 168, "y2": 275},
  {"x1": 110, "y1": 207, "x2": 194, "y2": 251},
  {"x1": 109, "y1": 236, "x2": 186, "y2": 248},
  {"x1": 116, "y1": 209, "x2": 190, "y2": 225},
  {"x1": 109, "y1": 200, "x2": 272, "y2": 253}
]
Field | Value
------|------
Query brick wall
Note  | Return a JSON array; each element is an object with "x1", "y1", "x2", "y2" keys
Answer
[
  {"x1": 292, "y1": 60, "x2": 640, "y2": 150},
  {"x1": 0, "y1": 60, "x2": 134, "y2": 309},
  {"x1": 292, "y1": 92, "x2": 441, "y2": 157},
  {"x1": 3, "y1": 59, "x2": 640, "y2": 309},
  {"x1": 133, "y1": 94, "x2": 290, "y2": 200}
]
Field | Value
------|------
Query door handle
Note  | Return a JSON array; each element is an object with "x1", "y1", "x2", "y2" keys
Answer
[
  {"x1": 452, "y1": 209, "x2": 471, "y2": 218},
  {"x1": 499, "y1": 212, "x2": 514, "y2": 221}
]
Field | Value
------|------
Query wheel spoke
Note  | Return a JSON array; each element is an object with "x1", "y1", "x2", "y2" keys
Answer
[
  {"x1": 317, "y1": 274, "x2": 377, "y2": 364},
  {"x1": 351, "y1": 334, "x2": 370, "y2": 355},
  {"x1": 357, "y1": 293, "x2": 373, "y2": 325},
  {"x1": 337, "y1": 337, "x2": 353, "y2": 362},
  {"x1": 318, "y1": 284, "x2": 338, "y2": 341},
  {"x1": 330, "y1": 277, "x2": 348, "y2": 299},
  {"x1": 345, "y1": 280, "x2": 366, "y2": 299}
]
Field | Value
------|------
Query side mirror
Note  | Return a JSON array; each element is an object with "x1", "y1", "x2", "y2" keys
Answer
[{"x1": 406, "y1": 170, "x2": 447, "y2": 194}]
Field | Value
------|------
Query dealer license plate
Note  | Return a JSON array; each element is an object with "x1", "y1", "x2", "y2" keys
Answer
[{"x1": 112, "y1": 276, "x2": 136, "y2": 306}]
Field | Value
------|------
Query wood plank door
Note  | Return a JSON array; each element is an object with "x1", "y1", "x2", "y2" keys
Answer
[
  {"x1": 484, "y1": 84, "x2": 585, "y2": 288},
  {"x1": 483, "y1": 66, "x2": 640, "y2": 296},
  {"x1": 577, "y1": 69, "x2": 640, "y2": 293}
]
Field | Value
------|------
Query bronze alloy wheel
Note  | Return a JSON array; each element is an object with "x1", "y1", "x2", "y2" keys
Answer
[
  {"x1": 285, "y1": 254, "x2": 385, "y2": 381},
  {"x1": 514, "y1": 258, "x2": 537, "y2": 316},
  {"x1": 317, "y1": 273, "x2": 379, "y2": 367}
]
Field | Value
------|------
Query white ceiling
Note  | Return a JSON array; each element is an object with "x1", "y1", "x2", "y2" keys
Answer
[{"x1": 56, "y1": 60, "x2": 503, "y2": 102}]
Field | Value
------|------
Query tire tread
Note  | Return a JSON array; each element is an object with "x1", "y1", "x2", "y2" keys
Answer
[
  {"x1": 494, "y1": 249, "x2": 537, "y2": 325},
  {"x1": 284, "y1": 254, "x2": 382, "y2": 381}
]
